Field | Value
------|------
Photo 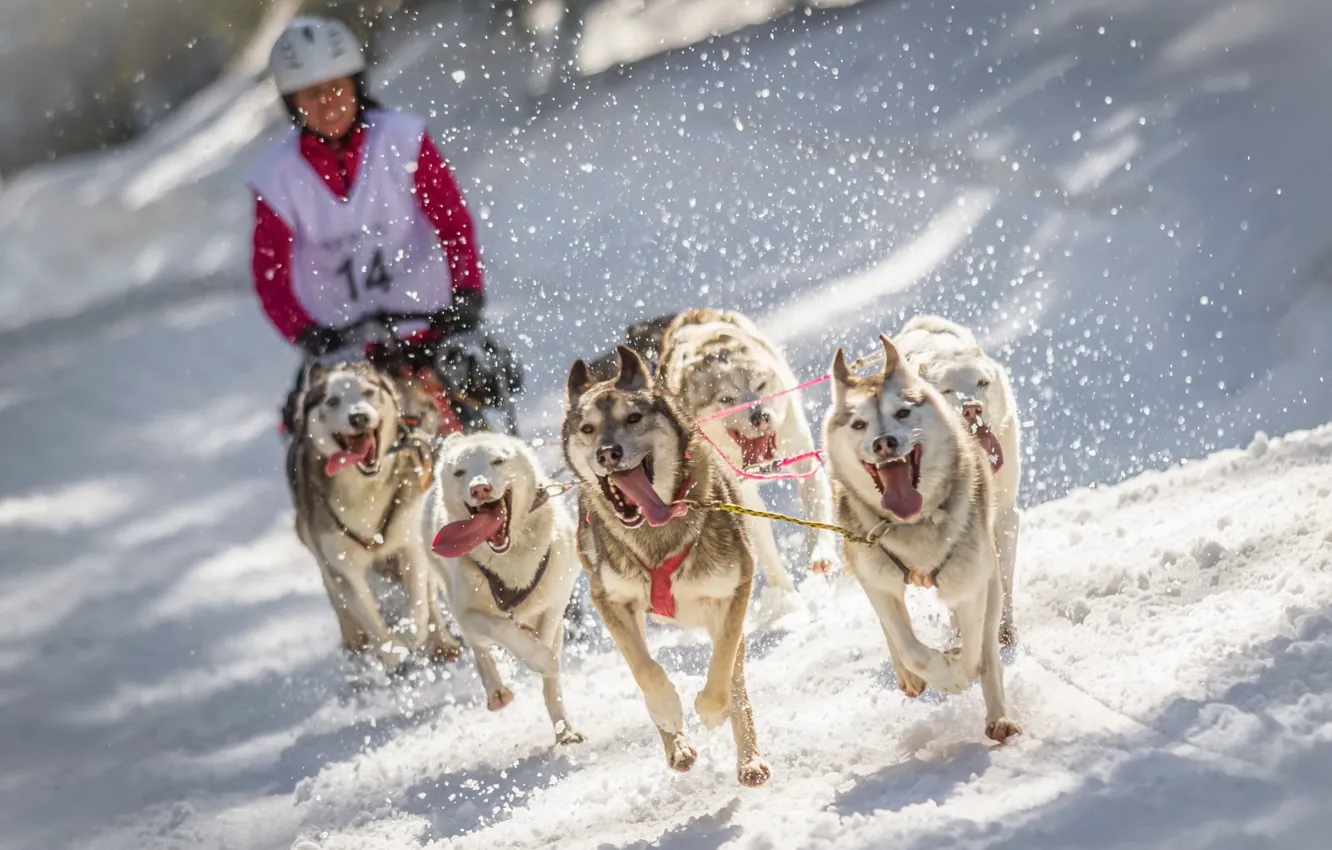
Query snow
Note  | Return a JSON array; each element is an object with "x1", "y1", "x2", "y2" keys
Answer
[{"x1": 3, "y1": 0, "x2": 1332, "y2": 847}]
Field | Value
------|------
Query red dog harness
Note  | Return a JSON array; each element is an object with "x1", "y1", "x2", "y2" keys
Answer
[{"x1": 644, "y1": 541, "x2": 694, "y2": 619}]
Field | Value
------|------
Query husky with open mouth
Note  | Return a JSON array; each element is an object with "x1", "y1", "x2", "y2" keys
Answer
[
  {"x1": 656, "y1": 308, "x2": 843, "y2": 588},
  {"x1": 822, "y1": 335, "x2": 1022, "y2": 744},
  {"x1": 287, "y1": 361, "x2": 461, "y2": 671},
  {"x1": 425, "y1": 432, "x2": 584, "y2": 744},
  {"x1": 894, "y1": 315, "x2": 1022, "y2": 645},
  {"x1": 562, "y1": 346, "x2": 771, "y2": 786}
]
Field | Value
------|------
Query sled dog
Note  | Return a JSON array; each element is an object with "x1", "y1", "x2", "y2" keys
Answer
[
  {"x1": 563, "y1": 346, "x2": 771, "y2": 786},
  {"x1": 286, "y1": 361, "x2": 461, "y2": 670},
  {"x1": 426, "y1": 432, "x2": 584, "y2": 744},
  {"x1": 656, "y1": 308, "x2": 842, "y2": 586},
  {"x1": 823, "y1": 335, "x2": 1021, "y2": 743},
  {"x1": 894, "y1": 315, "x2": 1021, "y2": 644},
  {"x1": 585, "y1": 313, "x2": 679, "y2": 381}
]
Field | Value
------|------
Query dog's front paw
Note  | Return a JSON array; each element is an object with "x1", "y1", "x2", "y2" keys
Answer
[
  {"x1": 986, "y1": 717, "x2": 1023, "y2": 744},
  {"x1": 555, "y1": 726, "x2": 586, "y2": 746},
  {"x1": 809, "y1": 542, "x2": 842, "y2": 575},
  {"x1": 487, "y1": 687, "x2": 514, "y2": 711},
  {"x1": 737, "y1": 756, "x2": 771, "y2": 787},
  {"x1": 377, "y1": 642, "x2": 408, "y2": 673},
  {"x1": 694, "y1": 688, "x2": 731, "y2": 729},
  {"x1": 927, "y1": 652, "x2": 971, "y2": 694},
  {"x1": 897, "y1": 668, "x2": 927, "y2": 698},
  {"x1": 427, "y1": 636, "x2": 463, "y2": 663},
  {"x1": 663, "y1": 733, "x2": 698, "y2": 772}
]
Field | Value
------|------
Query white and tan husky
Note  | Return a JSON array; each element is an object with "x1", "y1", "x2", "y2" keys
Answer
[
  {"x1": 894, "y1": 315, "x2": 1021, "y2": 644},
  {"x1": 286, "y1": 361, "x2": 461, "y2": 671},
  {"x1": 823, "y1": 335, "x2": 1022, "y2": 743},
  {"x1": 657, "y1": 308, "x2": 843, "y2": 588},
  {"x1": 562, "y1": 346, "x2": 771, "y2": 786},
  {"x1": 426, "y1": 432, "x2": 585, "y2": 745}
]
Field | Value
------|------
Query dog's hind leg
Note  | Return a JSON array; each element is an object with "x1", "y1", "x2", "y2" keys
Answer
[
  {"x1": 400, "y1": 547, "x2": 462, "y2": 662},
  {"x1": 697, "y1": 580, "x2": 750, "y2": 730},
  {"x1": 537, "y1": 612, "x2": 584, "y2": 745},
  {"x1": 706, "y1": 600, "x2": 771, "y2": 787},
  {"x1": 779, "y1": 411, "x2": 842, "y2": 574},
  {"x1": 321, "y1": 570, "x2": 370, "y2": 652},
  {"x1": 739, "y1": 483, "x2": 794, "y2": 591},
  {"x1": 591, "y1": 592, "x2": 695, "y2": 772},
  {"x1": 423, "y1": 571, "x2": 463, "y2": 662},
  {"x1": 995, "y1": 504, "x2": 1020, "y2": 646},
  {"x1": 978, "y1": 547, "x2": 1022, "y2": 743},
  {"x1": 397, "y1": 549, "x2": 435, "y2": 654},
  {"x1": 470, "y1": 642, "x2": 513, "y2": 711}
]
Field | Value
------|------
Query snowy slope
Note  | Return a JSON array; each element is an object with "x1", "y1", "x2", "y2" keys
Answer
[{"x1": 3, "y1": 0, "x2": 1332, "y2": 847}]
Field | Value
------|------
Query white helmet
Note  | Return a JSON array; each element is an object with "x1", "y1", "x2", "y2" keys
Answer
[{"x1": 269, "y1": 16, "x2": 366, "y2": 96}]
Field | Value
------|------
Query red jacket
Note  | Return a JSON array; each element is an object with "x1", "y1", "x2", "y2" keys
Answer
[{"x1": 251, "y1": 121, "x2": 483, "y2": 343}]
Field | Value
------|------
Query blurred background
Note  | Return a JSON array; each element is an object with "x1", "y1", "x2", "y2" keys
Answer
[{"x1": 0, "y1": 0, "x2": 814, "y2": 177}]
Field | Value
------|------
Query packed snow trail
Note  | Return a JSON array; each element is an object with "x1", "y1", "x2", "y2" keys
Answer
[{"x1": 3, "y1": 0, "x2": 1332, "y2": 847}]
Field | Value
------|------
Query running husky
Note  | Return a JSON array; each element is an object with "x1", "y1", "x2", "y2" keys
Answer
[
  {"x1": 823, "y1": 335, "x2": 1022, "y2": 743},
  {"x1": 563, "y1": 346, "x2": 771, "y2": 786},
  {"x1": 287, "y1": 361, "x2": 462, "y2": 671},
  {"x1": 894, "y1": 315, "x2": 1021, "y2": 645},
  {"x1": 657, "y1": 308, "x2": 842, "y2": 587},
  {"x1": 426, "y1": 432, "x2": 584, "y2": 745}
]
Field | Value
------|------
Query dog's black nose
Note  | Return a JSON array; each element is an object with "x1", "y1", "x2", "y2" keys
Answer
[
  {"x1": 749, "y1": 408, "x2": 772, "y2": 429},
  {"x1": 348, "y1": 412, "x2": 371, "y2": 430},
  {"x1": 873, "y1": 435, "x2": 898, "y2": 457},
  {"x1": 596, "y1": 444, "x2": 624, "y2": 469}
]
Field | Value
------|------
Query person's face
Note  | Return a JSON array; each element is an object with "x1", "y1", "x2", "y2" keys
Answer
[{"x1": 292, "y1": 76, "x2": 358, "y2": 140}]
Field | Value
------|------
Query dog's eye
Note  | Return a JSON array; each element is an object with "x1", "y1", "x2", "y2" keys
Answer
[
  {"x1": 718, "y1": 396, "x2": 736, "y2": 406},
  {"x1": 977, "y1": 379, "x2": 991, "y2": 388},
  {"x1": 894, "y1": 408, "x2": 912, "y2": 420},
  {"x1": 452, "y1": 469, "x2": 466, "y2": 478},
  {"x1": 363, "y1": 388, "x2": 375, "y2": 398},
  {"x1": 851, "y1": 419, "x2": 868, "y2": 431},
  {"x1": 325, "y1": 397, "x2": 340, "y2": 409},
  {"x1": 491, "y1": 457, "x2": 505, "y2": 466},
  {"x1": 940, "y1": 389, "x2": 955, "y2": 396},
  {"x1": 754, "y1": 382, "x2": 767, "y2": 393},
  {"x1": 626, "y1": 412, "x2": 643, "y2": 425},
  {"x1": 579, "y1": 423, "x2": 595, "y2": 435}
]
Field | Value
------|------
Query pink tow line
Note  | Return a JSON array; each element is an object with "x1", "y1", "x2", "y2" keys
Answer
[{"x1": 695, "y1": 373, "x2": 833, "y2": 481}]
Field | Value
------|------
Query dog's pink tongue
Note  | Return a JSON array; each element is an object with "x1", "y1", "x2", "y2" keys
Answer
[
  {"x1": 432, "y1": 504, "x2": 506, "y2": 558},
  {"x1": 612, "y1": 466, "x2": 687, "y2": 527},
  {"x1": 976, "y1": 426, "x2": 1004, "y2": 473},
  {"x1": 875, "y1": 463, "x2": 923, "y2": 519},
  {"x1": 325, "y1": 433, "x2": 373, "y2": 477},
  {"x1": 325, "y1": 449, "x2": 367, "y2": 477}
]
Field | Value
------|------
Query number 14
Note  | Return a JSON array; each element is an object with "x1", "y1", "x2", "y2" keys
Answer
[{"x1": 337, "y1": 249, "x2": 393, "y2": 301}]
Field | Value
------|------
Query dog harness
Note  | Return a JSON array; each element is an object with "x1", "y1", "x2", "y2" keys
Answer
[
  {"x1": 473, "y1": 548, "x2": 551, "y2": 613},
  {"x1": 640, "y1": 541, "x2": 695, "y2": 620}
]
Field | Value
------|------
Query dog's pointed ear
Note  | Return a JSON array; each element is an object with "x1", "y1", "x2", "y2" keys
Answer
[
  {"x1": 879, "y1": 334, "x2": 902, "y2": 378},
  {"x1": 303, "y1": 360, "x2": 328, "y2": 388},
  {"x1": 830, "y1": 348, "x2": 851, "y2": 407},
  {"x1": 566, "y1": 359, "x2": 594, "y2": 405},
  {"x1": 615, "y1": 345, "x2": 652, "y2": 392},
  {"x1": 832, "y1": 348, "x2": 852, "y2": 385}
]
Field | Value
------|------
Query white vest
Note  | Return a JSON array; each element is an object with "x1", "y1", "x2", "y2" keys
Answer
[{"x1": 248, "y1": 110, "x2": 454, "y2": 331}]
